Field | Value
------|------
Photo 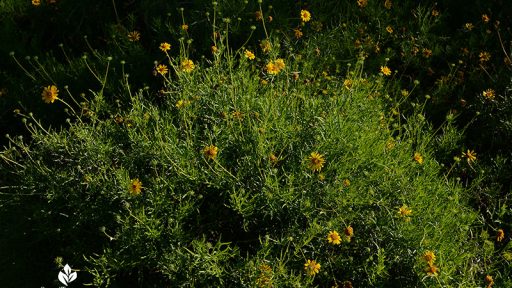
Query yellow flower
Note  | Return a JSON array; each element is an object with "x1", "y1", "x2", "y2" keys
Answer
[
  {"x1": 269, "y1": 153, "x2": 278, "y2": 164},
  {"x1": 181, "y1": 59, "x2": 195, "y2": 73},
  {"x1": 156, "y1": 64, "x2": 168, "y2": 76},
  {"x1": 32, "y1": 0, "x2": 41, "y2": 6},
  {"x1": 175, "y1": 99, "x2": 190, "y2": 109},
  {"x1": 497, "y1": 229, "x2": 505, "y2": 242},
  {"x1": 244, "y1": 50, "x2": 255, "y2": 60},
  {"x1": 399, "y1": 204, "x2": 412, "y2": 217},
  {"x1": 343, "y1": 179, "x2": 351, "y2": 187},
  {"x1": 159, "y1": 42, "x2": 171, "y2": 52},
  {"x1": 327, "y1": 231, "x2": 342, "y2": 245},
  {"x1": 260, "y1": 40, "x2": 272, "y2": 53},
  {"x1": 294, "y1": 28, "x2": 303, "y2": 39},
  {"x1": 413, "y1": 152, "x2": 424, "y2": 164},
  {"x1": 129, "y1": 178, "x2": 143, "y2": 196},
  {"x1": 41, "y1": 85, "x2": 59, "y2": 104},
  {"x1": 482, "y1": 14, "x2": 490, "y2": 23},
  {"x1": 462, "y1": 149, "x2": 477, "y2": 164},
  {"x1": 482, "y1": 89, "x2": 495, "y2": 100},
  {"x1": 357, "y1": 0, "x2": 368, "y2": 8},
  {"x1": 465, "y1": 23, "x2": 474, "y2": 31},
  {"x1": 479, "y1": 51, "x2": 491, "y2": 63},
  {"x1": 344, "y1": 225, "x2": 354, "y2": 237},
  {"x1": 425, "y1": 264, "x2": 439, "y2": 276},
  {"x1": 423, "y1": 251, "x2": 436, "y2": 266},
  {"x1": 256, "y1": 264, "x2": 273, "y2": 287},
  {"x1": 380, "y1": 66, "x2": 392, "y2": 76},
  {"x1": 386, "y1": 26, "x2": 393, "y2": 33},
  {"x1": 275, "y1": 58, "x2": 285, "y2": 70},
  {"x1": 203, "y1": 145, "x2": 218, "y2": 160},
  {"x1": 431, "y1": 9, "x2": 439, "y2": 17},
  {"x1": 255, "y1": 11, "x2": 263, "y2": 21},
  {"x1": 265, "y1": 62, "x2": 280, "y2": 75},
  {"x1": 423, "y1": 48, "x2": 432, "y2": 58},
  {"x1": 307, "y1": 152, "x2": 325, "y2": 172},
  {"x1": 181, "y1": 24, "x2": 189, "y2": 31},
  {"x1": 384, "y1": 0, "x2": 392, "y2": 9},
  {"x1": 304, "y1": 259, "x2": 321, "y2": 276},
  {"x1": 485, "y1": 275, "x2": 494, "y2": 288},
  {"x1": 127, "y1": 31, "x2": 141, "y2": 42},
  {"x1": 300, "y1": 10, "x2": 311, "y2": 22},
  {"x1": 211, "y1": 45, "x2": 218, "y2": 54}
]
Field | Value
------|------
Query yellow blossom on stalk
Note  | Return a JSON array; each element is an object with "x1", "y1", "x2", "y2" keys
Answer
[
  {"x1": 425, "y1": 264, "x2": 439, "y2": 276},
  {"x1": 159, "y1": 42, "x2": 171, "y2": 52},
  {"x1": 479, "y1": 51, "x2": 491, "y2": 63},
  {"x1": 260, "y1": 40, "x2": 272, "y2": 53},
  {"x1": 399, "y1": 204, "x2": 412, "y2": 217},
  {"x1": 32, "y1": 0, "x2": 41, "y2": 6},
  {"x1": 380, "y1": 66, "x2": 392, "y2": 76},
  {"x1": 156, "y1": 64, "x2": 168, "y2": 76},
  {"x1": 307, "y1": 152, "x2": 325, "y2": 172},
  {"x1": 327, "y1": 231, "x2": 342, "y2": 245},
  {"x1": 482, "y1": 89, "x2": 495, "y2": 100},
  {"x1": 129, "y1": 178, "x2": 142, "y2": 196},
  {"x1": 482, "y1": 14, "x2": 490, "y2": 23},
  {"x1": 357, "y1": 0, "x2": 368, "y2": 8},
  {"x1": 485, "y1": 275, "x2": 494, "y2": 288},
  {"x1": 41, "y1": 85, "x2": 59, "y2": 104},
  {"x1": 211, "y1": 45, "x2": 218, "y2": 54},
  {"x1": 300, "y1": 10, "x2": 311, "y2": 22},
  {"x1": 244, "y1": 50, "x2": 255, "y2": 60},
  {"x1": 431, "y1": 9, "x2": 439, "y2": 17},
  {"x1": 304, "y1": 259, "x2": 320, "y2": 276},
  {"x1": 127, "y1": 31, "x2": 141, "y2": 42},
  {"x1": 462, "y1": 149, "x2": 477, "y2": 164},
  {"x1": 275, "y1": 58, "x2": 285, "y2": 70},
  {"x1": 423, "y1": 251, "x2": 436, "y2": 266},
  {"x1": 384, "y1": 0, "x2": 392, "y2": 9},
  {"x1": 203, "y1": 145, "x2": 218, "y2": 160},
  {"x1": 294, "y1": 28, "x2": 303, "y2": 39},
  {"x1": 344, "y1": 225, "x2": 354, "y2": 237},
  {"x1": 496, "y1": 229, "x2": 505, "y2": 242},
  {"x1": 386, "y1": 26, "x2": 393, "y2": 33},
  {"x1": 465, "y1": 23, "x2": 474, "y2": 31},
  {"x1": 181, "y1": 24, "x2": 189, "y2": 31},
  {"x1": 181, "y1": 59, "x2": 195, "y2": 73},
  {"x1": 343, "y1": 79, "x2": 353, "y2": 89},
  {"x1": 423, "y1": 48, "x2": 433, "y2": 58},
  {"x1": 266, "y1": 62, "x2": 280, "y2": 75},
  {"x1": 413, "y1": 152, "x2": 424, "y2": 164},
  {"x1": 343, "y1": 179, "x2": 351, "y2": 187}
]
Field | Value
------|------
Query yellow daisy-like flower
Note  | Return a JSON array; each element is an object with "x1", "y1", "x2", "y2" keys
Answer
[
  {"x1": 462, "y1": 149, "x2": 477, "y2": 164},
  {"x1": 275, "y1": 58, "x2": 285, "y2": 70},
  {"x1": 485, "y1": 275, "x2": 494, "y2": 288},
  {"x1": 294, "y1": 28, "x2": 303, "y2": 39},
  {"x1": 159, "y1": 42, "x2": 171, "y2": 52},
  {"x1": 203, "y1": 145, "x2": 218, "y2": 160},
  {"x1": 211, "y1": 45, "x2": 218, "y2": 54},
  {"x1": 465, "y1": 23, "x2": 474, "y2": 31},
  {"x1": 304, "y1": 259, "x2": 320, "y2": 276},
  {"x1": 384, "y1": 0, "x2": 392, "y2": 9},
  {"x1": 181, "y1": 24, "x2": 189, "y2": 31},
  {"x1": 244, "y1": 50, "x2": 255, "y2": 60},
  {"x1": 496, "y1": 229, "x2": 505, "y2": 242},
  {"x1": 479, "y1": 51, "x2": 491, "y2": 63},
  {"x1": 386, "y1": 26, "x2": 393, "y2": 34},
  {"x1": 307, "y1": 152, "x2": 325, "y2": 172},
  {"x1": 327, "y1": 231, "x2": 342, "y2": 245},
  {"x1": 357, "y1": 0, "x2": 368, "y2": 8},
  {"x1": 129, "y1": 178, "x2": 143, "y2": 196},
  {"x1": 300, "y1": 10, "x2": 311, "y2": 22},
  {"x1": 266, "y1": 62, "x2": 280, "y2": 75},
  {"x1": 260, "y1": 40, "x2": 272, "y2": 53},
  {"x1": 380, "y1": 66, "x2": 392, "y2": 76},
  {"x1": 32, "y1": 0, "x2": 41, "y2": 6},
  {"x1": 482, "y1": 89, "x2": 495, "y2": 100},
  {"x1": 425, "y1": 264, "x2": 439, "y2": 276},
  {"x1": 156, "y1": 64, "x2": 168, "y2": 76},
  {"x1": 413, "y1": 152, "x2": 424, "y2": 164},
  {"x1": 41, "y1": 85, "x2": 59, "y2": 104},
  {"x1": 181, "y1": 59, "x2": 195, "y2": 73},
  {"x1": 423, "y1": 251, "x2": 436, "y2": 266},
  {"x1": 344, "y1": 225, "x2": 354, "y2": 237},
  {"x1": 399, "y1": 204, "x2": 412, "y2": 217},
  {"x1": 127, "y1": 30, "x2": 141, "y2": 42}
]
